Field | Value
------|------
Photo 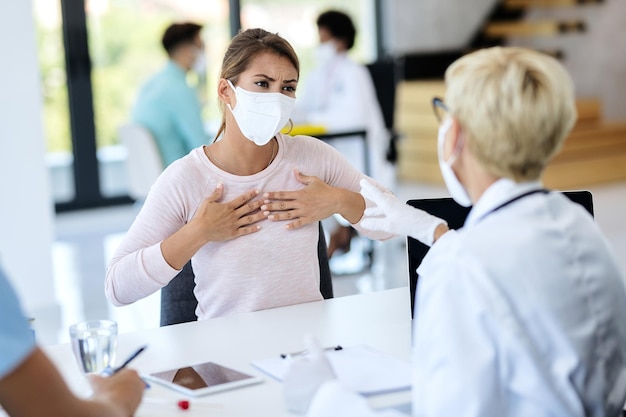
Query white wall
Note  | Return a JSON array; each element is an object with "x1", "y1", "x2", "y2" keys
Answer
[
  {"x1": 506, "y1": 0, "x2": 626, "y2": 121},
  {"x1": 0, "y1": 1, "x2": 56, "y2": 313},
  {"x1": 383, "y1": 0, "x2": 498, "y2": 54}
]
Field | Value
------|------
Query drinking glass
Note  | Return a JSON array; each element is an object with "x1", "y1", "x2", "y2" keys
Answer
[{"x1": 69, "y1": 320, "x2": 118, "y2": 375}]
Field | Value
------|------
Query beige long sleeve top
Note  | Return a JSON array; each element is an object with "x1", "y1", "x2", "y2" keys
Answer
[{"x1": 105, "y1": 133, "x2": 392, "y2": 319}]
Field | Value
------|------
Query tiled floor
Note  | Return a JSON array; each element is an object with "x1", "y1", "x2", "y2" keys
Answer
[{"x1": 37, "y1": 180, "x2": 626, "y2": 346}]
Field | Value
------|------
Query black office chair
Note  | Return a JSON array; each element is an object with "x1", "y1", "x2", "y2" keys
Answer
[
  {"x1": 366, "y1": 58, "x2": 401, "y2": 164},
  {"x1": 160, "y1": 222, "x2": 333, "y2": 326},
  {"x1": 406, "y1": 191, "x2": 594, "y2": 317}
]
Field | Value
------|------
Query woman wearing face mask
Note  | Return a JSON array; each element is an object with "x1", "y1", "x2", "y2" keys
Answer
[
  {"x1": 105, "y1": 28, "x2": 404, "y2": 319},
  {"x1": 283, "y1": 47, "x2": 626, "y2": 417}
]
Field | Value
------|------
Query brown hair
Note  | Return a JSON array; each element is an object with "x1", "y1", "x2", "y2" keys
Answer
[
  {"x1": 161, "y1": 23, "x2": 202, "y2": 56},
  {"x1": 317, "y1": 10, "x2": 356, "y2": 50},
  {"x1": 214, "y1": 28, "x2": 300, "y2": 140}
]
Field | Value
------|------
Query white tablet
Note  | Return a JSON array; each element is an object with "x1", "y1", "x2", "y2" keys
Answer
[{"x1": 143, "y1": 361, "x2": 263, "y2": 397}]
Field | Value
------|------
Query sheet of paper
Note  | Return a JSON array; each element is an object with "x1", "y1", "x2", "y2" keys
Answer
[{"x1": 251, "y1": 345, "x2": 411, "y2": 396}]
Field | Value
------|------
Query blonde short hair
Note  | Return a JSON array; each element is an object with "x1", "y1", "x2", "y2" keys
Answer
[{"x1": 445, "y1": 47, "x2": 577, "y2": 181}]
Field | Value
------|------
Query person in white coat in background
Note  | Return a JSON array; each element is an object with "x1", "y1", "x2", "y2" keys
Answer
[
  {"x1": 283, "y1": 47, "x2": 626, "y2": 417},
  {"x1": 293, "y1": 10, "x2": 394, "y2": 261}
]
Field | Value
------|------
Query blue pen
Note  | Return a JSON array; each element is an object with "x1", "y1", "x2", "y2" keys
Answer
[{"x1": 112, "y1": 345, "x2": 147, "y2": 374}]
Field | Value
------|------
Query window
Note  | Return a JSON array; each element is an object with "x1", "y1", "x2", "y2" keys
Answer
[
  {"x1": 85, "y1": 0, "x2": 231, "y2": 197},
  {"x1": 33, "y1": 0, "x2": 73, "y2": 203},
  {"x1": 33, "y1": 0, "x2": 379, "y2": 209}
]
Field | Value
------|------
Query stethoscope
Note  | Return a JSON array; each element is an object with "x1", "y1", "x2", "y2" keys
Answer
[{"x1": 474, "y1": 188, "x2": 550, "y2": 224}]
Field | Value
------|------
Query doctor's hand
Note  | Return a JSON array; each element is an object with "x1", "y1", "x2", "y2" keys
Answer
[
  {"x1": 359, "y1": 179, "x2": 449, "y2": 246},
  {"x1": 87, "y1": 368, "x2": 145, "y2": 417},
  {"x1": 283, "y1": 335, "x2": 337, "y2": 415},
  {"x1": 262, "y1": 170, "x2": 353, "y2": 230}
]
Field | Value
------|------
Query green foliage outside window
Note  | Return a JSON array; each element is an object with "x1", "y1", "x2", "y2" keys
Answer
[{"x1": 88, "y1": 8, "x2": 175, "y2": 150}]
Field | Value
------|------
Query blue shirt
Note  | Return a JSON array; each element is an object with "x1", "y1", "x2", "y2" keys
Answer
[
  {"x1": 0, "y1": 267, "x2": 36, "y2": 379},
  {"x1": 132, "y1": 61, "x2": 207, "y2": 167}
]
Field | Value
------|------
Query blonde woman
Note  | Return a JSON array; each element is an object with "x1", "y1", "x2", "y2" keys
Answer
[
  {"x1": 285, "y1": 47, "x2": 626, "y2": 417},
  {"x1": 105, "y1": 29, "x2": 417, "y2": 319}
]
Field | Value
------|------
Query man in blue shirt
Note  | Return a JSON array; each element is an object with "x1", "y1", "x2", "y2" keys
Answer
[
  {"x1": 0, "y1": 266, "x2": 145, "y2": 416},
  {"x1": 132, "y1": 22, "x2": 208, "y2": 167}
]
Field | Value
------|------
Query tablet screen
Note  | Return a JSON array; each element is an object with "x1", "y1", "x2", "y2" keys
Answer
[{"x1": 149, "y1": 362, "x2": 254, "y2": 391}]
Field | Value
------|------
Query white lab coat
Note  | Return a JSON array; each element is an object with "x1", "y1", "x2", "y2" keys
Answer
[
  {"x1": 293, "y1": 53, "x2": 394, "y2": 187},
  {"x1": 307, "y1": 179, "x2": 626, "y2": 417}
]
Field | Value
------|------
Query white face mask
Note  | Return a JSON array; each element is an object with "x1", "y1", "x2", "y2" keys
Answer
[
  {"x1": 192, "y1": 50, "x2": 207, "y2": 74},
  {"x1": 227, "y1": 80, "x2": 296, "y2": 146},
  {"x1": 315, "y1": 41, "x2": 337, "y2": 67},
  {"x1": 438, "y1": 118, "x2": 472, "y2": 207}
]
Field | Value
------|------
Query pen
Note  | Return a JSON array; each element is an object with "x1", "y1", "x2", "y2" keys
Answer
[
  {"x1": 112, "y1": 345, "x2": 147, "y2": 374},
  {"x1": 280, "y1": 345, "x2": 342, "y2": 359}
]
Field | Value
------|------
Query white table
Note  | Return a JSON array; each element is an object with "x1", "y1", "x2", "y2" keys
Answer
[{"x1": 44, "y1": 288, "x2": 413, "y2": 416}]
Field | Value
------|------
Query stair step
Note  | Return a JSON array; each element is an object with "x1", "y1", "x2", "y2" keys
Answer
[
  {"x1": 484, "y1": 20, "x2": 585, "y2": 38},
  {"x1": 504, "y1": 0, "x2": 604, "y2": 9}
]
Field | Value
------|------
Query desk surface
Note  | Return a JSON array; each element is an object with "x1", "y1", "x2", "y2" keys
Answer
[{"x1": 43, "y1": 288, "x2": 412, "y2": 416}]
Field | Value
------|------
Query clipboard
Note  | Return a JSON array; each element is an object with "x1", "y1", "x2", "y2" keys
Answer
[{"x1": 251, "y1": 345, "x2": 411, "y2": 396}]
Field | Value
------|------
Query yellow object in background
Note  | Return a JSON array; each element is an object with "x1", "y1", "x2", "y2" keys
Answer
[{"x1": 283, "y1": 124, "x2": 327, "y2": 136}]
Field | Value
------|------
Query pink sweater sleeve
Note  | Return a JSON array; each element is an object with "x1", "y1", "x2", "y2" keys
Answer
[
  {"x1": 105, "y1": 158, "x2": 208, "y2": 306},
  {"x1": 301, "y1": 136, "x2": 394, "y2": 242}
]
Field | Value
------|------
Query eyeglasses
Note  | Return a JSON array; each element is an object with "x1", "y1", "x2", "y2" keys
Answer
[{"x1": 432, "y1": 97, "x2": 449, "y2": 124}]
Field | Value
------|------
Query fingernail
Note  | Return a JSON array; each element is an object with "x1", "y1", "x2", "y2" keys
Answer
[
  {"x1": 264, "y1": 199, "x2": 270, "y2": 204},
  {"x1": 268, "y1": 215, "x2": 275, "y2": 220},
  {"x1": 261, "y1": 205, "x2": 267, "y2": 210},
  {"x1": 263, "y1": 193, "x2": 269, "y2": 198},
  {"x1": 263, "y1": 211, "x2": 270, "y2": 216}
]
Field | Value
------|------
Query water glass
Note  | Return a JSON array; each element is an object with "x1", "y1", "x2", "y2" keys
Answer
[{"x1": 69, "y1": 319, "x2": 118, "y2": 375}]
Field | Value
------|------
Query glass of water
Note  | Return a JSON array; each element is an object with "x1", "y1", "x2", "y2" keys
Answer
[{"x1": 69, "y1": 320, "x2": 118, "y2": 375}]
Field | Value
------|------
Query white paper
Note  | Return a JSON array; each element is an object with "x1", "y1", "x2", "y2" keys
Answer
[{"x1": 251, "y1": 345, "x2": 411, "y2": 396}]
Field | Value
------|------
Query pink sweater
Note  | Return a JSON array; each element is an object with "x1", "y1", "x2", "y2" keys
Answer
[{"x1": 105, "y1": 133, "x2": 391, "y2": 319}]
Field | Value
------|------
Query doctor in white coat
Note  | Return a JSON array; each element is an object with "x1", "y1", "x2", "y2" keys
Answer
[
  {"x1": 283, "y1": 47, "x2": 626, "y2": 417},
  {"x1": 293, "y1": 10, "x2": 391, "y2": 184},
  {"x1": 293, "y1": 10, "x2": 394, "y2": 260}
]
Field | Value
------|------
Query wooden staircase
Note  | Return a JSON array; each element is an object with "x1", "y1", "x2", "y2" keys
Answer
[
  {"x1": 394, "y1": 81, "x2": 626, "y2": 189},
  {"x1": 469, "y1": 0, "x2": 602, "y2": 57},
  {"x1": 393, "y1": 0, "x2": 626, "y2": 190}
]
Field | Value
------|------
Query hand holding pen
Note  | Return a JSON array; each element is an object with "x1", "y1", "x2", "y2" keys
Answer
[{"x1": 87, "y1": 364, "x2": 147, "y2": 415}]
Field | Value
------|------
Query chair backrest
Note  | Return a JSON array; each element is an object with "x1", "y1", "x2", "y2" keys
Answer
[
  {"x1": 406, "y1": 191, "x2": 594, "y2": 317},
  {"x1": 118, "y1": 123, "x2": 164, "y2": 201},
  {"x1": 160, "y1": 221, "x2": 334, "y2": 326},
  {"x1": 366, "y1": 59, "x2": 401, "y2": 163},
  {"x1": 365, "y1": 59, "x2": 399, "y2": 131}
]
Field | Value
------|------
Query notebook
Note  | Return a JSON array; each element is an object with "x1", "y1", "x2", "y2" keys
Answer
[{"x1": 252, "y1": 345, "x2": 411, "y2": 396}]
